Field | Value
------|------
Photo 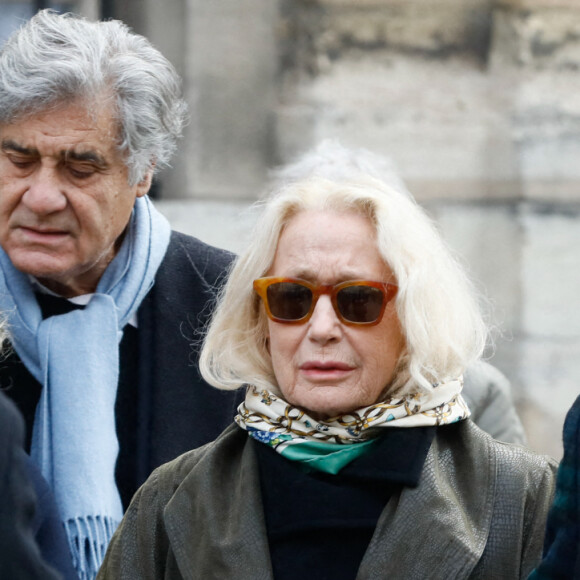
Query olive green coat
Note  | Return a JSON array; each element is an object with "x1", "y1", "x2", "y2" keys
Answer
[{"x1": 97, "y1": 421, "x2": 557, "y2": 580}]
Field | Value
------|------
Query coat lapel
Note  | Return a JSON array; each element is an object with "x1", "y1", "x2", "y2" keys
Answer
[
  {"x1": 161, "y1": 421, "x2": 496, "y2": 579},
  {"x1": 358, "y1": 423, "x2": 496, "y2": 578},
  {"x1": 163, "y1": 425, "x2": 274, "y2": 580}
]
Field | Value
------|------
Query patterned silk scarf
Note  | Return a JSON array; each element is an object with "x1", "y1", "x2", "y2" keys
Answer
[{"x1": 235, "y1": 378, "x2": 469, "y2": 474}]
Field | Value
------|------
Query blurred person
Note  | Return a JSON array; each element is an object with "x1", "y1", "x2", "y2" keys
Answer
[
  {"x1": 529, "y1": 394, "x2": 580, "y2": 579},
  {"x1": 0, "y1": 390, "x2": 64, "y2": 580},
  {"x1": 0, "y1": 10, "x2": 239, "y2": 578},
  {"x1": 98, "y1": 168, "x2": 556, "y2": 579},
  {"x1": 463, "y1": 360, "x2": 527, "y2": 445},
  {"x1": 271, "y1": 139, "x2": 527, "y2": 445},
  {"x1": 0, "y1": 314, "x2": 73, "y2": 579}
]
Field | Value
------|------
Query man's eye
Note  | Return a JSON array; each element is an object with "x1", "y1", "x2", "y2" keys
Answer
[
  {"x1": 8, "y1": 156, "x2": 34, "y2": 169},
  {"x1": 69, "y1": 166, "x2": 96, "y2": 179}
]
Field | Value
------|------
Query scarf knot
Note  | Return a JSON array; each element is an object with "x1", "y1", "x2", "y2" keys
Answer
[{"x1": 236, "y1": 378, "x2": 469, "y2": 474}]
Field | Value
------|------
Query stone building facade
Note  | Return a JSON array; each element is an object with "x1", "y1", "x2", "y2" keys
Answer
[
  {"x1": 3, "y1": 0, "x2": 579, "y2": 457},
  {"x1": 152, "y1": 0, "x2": 580, "y2": 458}
]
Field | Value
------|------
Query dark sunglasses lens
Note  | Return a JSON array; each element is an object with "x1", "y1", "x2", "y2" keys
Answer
[
  {"x1": 267, "y1": 282, "x2": 313, "y2": 321},
  {"x1": 337, "y1": 285, "x2": 384, "y2": 323}
]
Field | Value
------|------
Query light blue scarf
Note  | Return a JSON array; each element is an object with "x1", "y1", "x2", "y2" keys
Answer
[{"x1": 0, "y1": 196, "x2": 170, "y2": 580}]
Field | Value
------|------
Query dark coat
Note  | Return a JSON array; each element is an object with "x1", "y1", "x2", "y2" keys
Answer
[
  {"x1": 24, "y1": 458, "x2": 78, "y2": 580},
  {"x1": 529, "y1": 394, "x2": 580, "y2": 579},
  {"x1": 0, "y1": 392, "x2": 62, "y2": 580},
  {"x1": 98, "y1": 420, "x2": 557, "y2": 580},
  {"x1": 0, "y1": 231, "x2": 242, "y2": 501},
  {"x1": 132, "y1": 230, "x2": 242, "y2": 485}
]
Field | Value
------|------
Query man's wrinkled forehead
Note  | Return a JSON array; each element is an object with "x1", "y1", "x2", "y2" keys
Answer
[
  {"x1": 0, "y1": 98, "x2": 125, "y2": 165},
  {"x1": 2, "y1": 92, "x2": 121, "y2": 138}
]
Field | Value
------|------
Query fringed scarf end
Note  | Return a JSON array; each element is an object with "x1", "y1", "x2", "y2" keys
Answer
[{"x1": 65, "y1": 515, "x2": 120, "y2": 580}]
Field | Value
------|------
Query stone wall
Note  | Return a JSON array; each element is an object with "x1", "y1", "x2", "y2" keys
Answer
[{"x1": 134, "y1": 0, "x2": 580, "y2": 457}]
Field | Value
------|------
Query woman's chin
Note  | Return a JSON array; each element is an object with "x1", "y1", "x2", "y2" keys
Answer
[{"x1": 294, "y1": 399, "x2": 355, "y2": 422}]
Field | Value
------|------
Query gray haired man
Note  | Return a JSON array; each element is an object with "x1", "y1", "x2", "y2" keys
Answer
[{"x1": 0, "y1": 10, "x2": 239, "y2": 578}]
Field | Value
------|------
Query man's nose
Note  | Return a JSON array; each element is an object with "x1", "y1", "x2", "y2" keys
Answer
[
  {"x1": 307, "y1": 295, "x2": 342, "y2": 344},
  {"x1": 21, "y1": 164, "x2": 67, "y2": 214}
]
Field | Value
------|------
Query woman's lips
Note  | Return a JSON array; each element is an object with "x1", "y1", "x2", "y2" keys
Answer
[{"x1": 299, "y1": 361, "x2": 354, "y2": 380}]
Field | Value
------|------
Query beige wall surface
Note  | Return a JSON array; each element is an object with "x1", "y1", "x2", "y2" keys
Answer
[{"x1": 119, "y1": 0, "x2": 580, "y2": 458}]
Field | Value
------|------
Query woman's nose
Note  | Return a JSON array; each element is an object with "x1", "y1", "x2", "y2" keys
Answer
[{"x1": 307, "y1": 295, "x2": 342, "y2": 344}]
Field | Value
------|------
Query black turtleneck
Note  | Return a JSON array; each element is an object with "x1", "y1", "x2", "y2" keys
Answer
[{"x1": 253, "y1": 425, "x2": 436, "y2": 580}]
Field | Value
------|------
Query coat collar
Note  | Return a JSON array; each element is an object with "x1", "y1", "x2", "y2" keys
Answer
[
  {"x1": 163, "y1": 425, "x2": 274, "y2": 579},
  {"x1": 358, "y1": 423, "x2": 496, "y2": 577},
  {"x1": 163, "y1": 421, "x2": 496, "y2": 579}
]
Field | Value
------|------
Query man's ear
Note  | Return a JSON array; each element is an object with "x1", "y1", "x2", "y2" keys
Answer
[{"x1": 135, "y1": 167, "x2": 155, "y2": 198}]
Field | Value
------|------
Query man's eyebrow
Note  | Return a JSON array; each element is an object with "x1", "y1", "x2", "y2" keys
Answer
[
  {"x1": 1, "y1": 139, "x2": 38, "y2": 155},
  {"x1": 1, "y1": 140, "x2": 108, "y2": 167},
  {"x1": 64, "y1": 149, "x2": 108, "y2": 166}
]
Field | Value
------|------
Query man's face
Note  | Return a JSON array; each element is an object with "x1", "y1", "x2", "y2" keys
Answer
[{"x1": 0, "y1": 101, "x2": 152, "y2": 297}]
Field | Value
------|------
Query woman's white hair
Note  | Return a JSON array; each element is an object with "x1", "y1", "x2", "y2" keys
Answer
[{"x1": 200, "y1": 142, "x2": 488, "y2": 397}]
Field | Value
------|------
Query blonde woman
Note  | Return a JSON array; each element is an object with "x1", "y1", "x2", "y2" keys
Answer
[{"x1": 100, "y1": 170, "x2": 556, "y2": 579}]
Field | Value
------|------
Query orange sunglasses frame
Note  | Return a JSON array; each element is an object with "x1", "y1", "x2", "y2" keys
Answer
[{"x1": 253, "y1": 277, "x2": 398, "y2": 326}]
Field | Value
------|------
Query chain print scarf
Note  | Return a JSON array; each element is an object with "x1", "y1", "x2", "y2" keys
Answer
[{"x1": 235, "y1": 378, "x2": 470, "y2": 474}]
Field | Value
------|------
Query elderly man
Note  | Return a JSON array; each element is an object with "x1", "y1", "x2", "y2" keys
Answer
[{"x1": 0, "y1": 10, "x2": 239, "y2": 578}]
